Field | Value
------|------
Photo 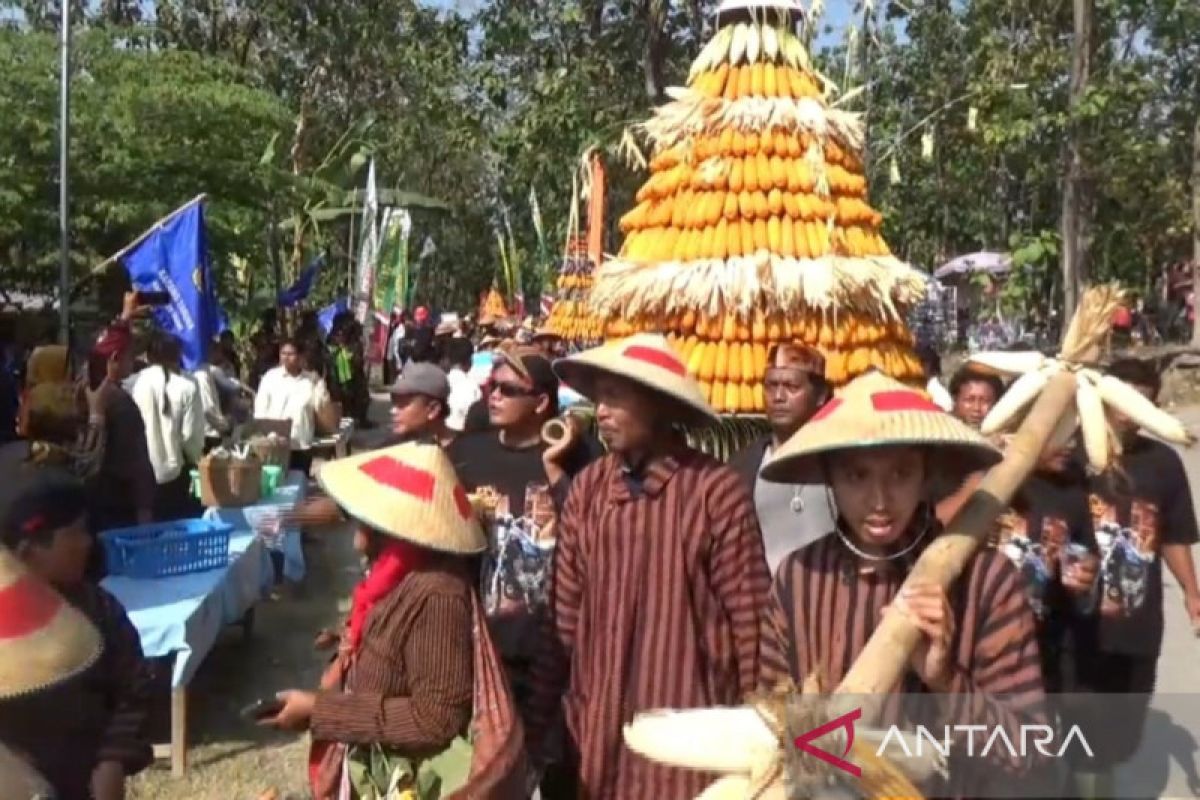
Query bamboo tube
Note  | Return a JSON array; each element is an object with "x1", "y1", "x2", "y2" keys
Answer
[{"x1": 836, "y1": 369, "x2": 1079, "y2": 698}]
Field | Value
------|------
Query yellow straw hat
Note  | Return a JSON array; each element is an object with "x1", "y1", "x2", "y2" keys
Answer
[
  {"x1": 0, "y1": 547, "x2": 103, "y2": 700},
  {"x1": 554, "y1": 333, "x2": 717, "y2": 424},
  {"x1": 761, "y1": 370, "x2": 1002, "y2": 484},
  {"x1": 317, "y1": 442, "x2": 486, "y2": 555}
]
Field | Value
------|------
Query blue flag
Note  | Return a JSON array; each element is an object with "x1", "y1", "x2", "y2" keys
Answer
[
  {"x1": 121, "y1": 201, "x2": 225, "y2": 370},
  {"x1": 278, "y1": 253, "x2": 326, "y2": 308},
  {"x1": 318, "y1": 298, "x2": 350, "y2": 336}
]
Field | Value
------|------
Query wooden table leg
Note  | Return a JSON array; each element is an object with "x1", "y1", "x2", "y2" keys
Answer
[{"x1": 171, "y1": 688, "x2": 187, "y2": 777}]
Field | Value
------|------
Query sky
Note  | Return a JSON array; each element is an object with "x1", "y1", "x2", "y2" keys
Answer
[{"x1": 421, "y1": 0, "x2": 861, "y2": 43}]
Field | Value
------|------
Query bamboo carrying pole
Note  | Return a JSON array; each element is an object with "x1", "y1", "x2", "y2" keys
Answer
[
  {"x1": 836, "y1": 285, "x2": 1116, "y2": 700},
  {"x1": 836, "y1": 370, "x2": 1079, "y2": 697}
]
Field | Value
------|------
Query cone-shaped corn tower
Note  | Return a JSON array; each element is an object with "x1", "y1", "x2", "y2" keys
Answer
[
  {"x1": 590, "y1": 0, "x2": 927, "y2": 412},
  {"x1": 546, "y1": 238, "x2": 605, "y2": 347},
  {"x1": 478, "y1": 286, "x2": 510, "y2": 322}
]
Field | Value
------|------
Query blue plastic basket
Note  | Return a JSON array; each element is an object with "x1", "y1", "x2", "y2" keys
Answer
[{"x1": 100, "y1": 518, "x2": 233, "y2": 579}]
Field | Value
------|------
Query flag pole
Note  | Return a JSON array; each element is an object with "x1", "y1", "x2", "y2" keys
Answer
[
  {"x1": 88, "y1": 194, "x2": 208, "y2": 276},
  {"x1": 57, "y1": 2, "x2": 71, "y2": 344}
]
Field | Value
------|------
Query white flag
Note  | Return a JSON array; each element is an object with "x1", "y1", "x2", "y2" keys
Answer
[{"x1": 354, "y1": 159, "x2": 380, "y2": 325}]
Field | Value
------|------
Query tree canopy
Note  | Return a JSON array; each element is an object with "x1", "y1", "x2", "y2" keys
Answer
[{"x1": 0, "y1": 0, "x2": 1197, "y2": 322}]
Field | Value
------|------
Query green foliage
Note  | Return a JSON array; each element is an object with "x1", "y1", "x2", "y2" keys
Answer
[{"x1": 1, "y1": 0, "x2": 1198, "y2": 325}]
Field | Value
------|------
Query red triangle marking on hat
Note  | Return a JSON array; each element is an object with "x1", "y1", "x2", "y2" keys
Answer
[
  {"x1": 359, "y1": 457, "x2": 436, "y2": 501},
  {"x1": 0, "y1": 575, "x2": 64, "y2": 639},
  {"x1": 452, "y1": 485, "x2": 472, "y2": 520},
  {"x1": 871, "y1": 390, "x2": 942, "y2": 413},
  {"x1": 623, "y1": 344, "x2": 686, "y2": 377},
  {"x1": 810, "y1": 396, "x2": 843, "y2": 422}
]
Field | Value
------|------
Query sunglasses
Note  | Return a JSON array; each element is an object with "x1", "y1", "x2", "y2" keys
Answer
[{"x1": 490, "y1": 381, "x2": 537, "y2": 399}]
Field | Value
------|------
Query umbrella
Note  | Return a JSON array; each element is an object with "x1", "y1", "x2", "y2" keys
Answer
[{"x1": 934, "y1": 251, "x2": 1012, "y2": 280}]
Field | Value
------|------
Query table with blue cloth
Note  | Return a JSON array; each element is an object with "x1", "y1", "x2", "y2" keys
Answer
[
  {"x1": 101, "y1": 530, "x2": 274, "y2": 777},
  {"x1": 203, "y1": 470, "x2": 307, "y2": 582}
]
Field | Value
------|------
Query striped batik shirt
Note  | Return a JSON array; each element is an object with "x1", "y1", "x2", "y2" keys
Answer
[
  {"x1": 526, "y1": 447, "x2": 773, "y2": 800},
  {"x1": 760, "y1": 532, "x2": 1050, "y2": 794}
]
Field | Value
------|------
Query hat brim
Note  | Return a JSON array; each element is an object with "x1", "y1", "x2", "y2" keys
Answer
[
  {"x1": 317, "y1": 467, "x2": 486, "y2": 556},
  {"x1": 760, "y1": 438, "x2": 1001, "y2": 485},
  {"x1": 554, "y1": 359, "x2": 718, "y2": 427}
]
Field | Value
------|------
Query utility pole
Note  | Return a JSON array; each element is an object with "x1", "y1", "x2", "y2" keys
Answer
[
  {"x1": 1191, "y1": 115, "x2": 1200, "y2": 346},
  {"x1": 58, "y1": 1, "x2": 71, "y2": 344},
  {"x1": 1060, "y1": 0, "x2": 1094, "y2": 321}
]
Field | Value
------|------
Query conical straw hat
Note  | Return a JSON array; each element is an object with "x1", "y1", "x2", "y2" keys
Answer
[
  {"x1": 554, "y1": 333, "x2": 717, "y2": 425},
  {"x1": 0, "y1": 547, "x2": 102, "y2": 700},
  {"x1": 317, "y1": 442, "x2": 486, "y2": 555},
  {"x1": 761, "y1": 370, "x2": 1001, "y2": 484}
]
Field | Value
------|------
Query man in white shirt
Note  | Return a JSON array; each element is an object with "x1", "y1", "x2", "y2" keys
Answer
[
  {"x1": 441, "y1": 338, "x2": 480, "y2": 433},
  {"x1": 131, "y1": 334, "x2": 205, "y2": 520},
  {"x1": 254, "y1": 338, "x2": 332, "y2": 475}
]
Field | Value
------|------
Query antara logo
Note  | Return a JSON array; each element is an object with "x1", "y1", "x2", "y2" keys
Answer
[{"x1": 793, "y1": 710, "x2": 1095, "y2": 779}]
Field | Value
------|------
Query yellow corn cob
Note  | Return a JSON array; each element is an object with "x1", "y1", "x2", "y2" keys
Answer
[
  {"x1": 751, "y1": 311, "x2": 767, "y2": 342},
  {"x1": 767, "y1": 216, "x2": 782, "y2": 252},
  {"x1": 686, "y1": 194, "x2": 707, "y2": 229},
  {"x1": 727, "y1": 340, "x2": 742, "y2": 382},
  {"x1": 786, "y1": 68, "x2": 807, "y2": 98},
  {"x1": 768, "y1": 156, "x2": 786, "y2": 191},
  {"x1": 752, "y1": 218, "x2": 769, "y2": 252},
  {"x1": 754, "y1": 382, "x2": 765, "y2": 411},
  {"x1": 751, "y1": 191, "x2": 768, "y2": 219},
  {"x1": 782, "y1": 192, "x2": 800, "y2": 218},
  {"x1": 738, "y1": 191, "x2": 755, "y2": 220},
  {"x1": 737, "y1": 65, "x2": 752, "y2": 98},
  {"x1": 718, "y1": 127, "x2": 735, "y2": 155},
  {"x1": 699, "y1": 342, "x2": 716, "y2": 381},
  {"x1": 764, "y1": 62, "x2": 778, "y2": 97},
  {"x1": 739, "y1": 220, "x2": 755, "y2": 256},
  {"x1": 723, "y1": 66, "x2": 741, "y2": 101},
  {"x1": 670, "y1": 227, "x2": 689, "y2": 262},
  {"x1": 740, "y1": 343, "x2": 755, "y2": 382},
  {"x1": 767, "y1": 188, "x2": 784, "y2": 217},
  {"x1": 727, "y1": 218, "x2": 744, "y2": 257},
  {"x1": 707, "y1": 191, "x2": 725, "y2": 226},
  {"x1": 752, "y1": 342, "x2": 767, "y2": 379},
  {"x1": 750, "y1": 62, "x2": 764, "y2": 96},
  {"x1": 711, "y1": 380, "x2": 727, "y2": 413},
  {"x1": 718, "y1": 190, "x2": 736, "y2": 222},
  {"x1": 713, "y1": 218, "x2": 729, "y2": 260},
  {"x1": 700, "y1": 225, "x2": 716, "y2": 260},
  {"x1": 671, "y1": 191, "x2": 690, "y2": 228},
  {"x1": 729, "y1": 159, "x2": 744, "y2": 193},
  {"x1": 731, "y1": 129, "x2": 747, "y2": 157},
  {"x1": 724, "y1": 381, "x2": 740, "y2": 413},
  {"x1": 619, "y1": 201, "x2": 649, "y2": 232},
  {"x1": 780, "y1": 213, "x2": 796, "y2": 257},
  {"x1": 755, "y1": 151, "x2": 771, "y2": 191},
  {"x1": 739, "y1": 382, "x2": 755, "y2": 413},
  {"x1": 743, "y1": 155, "x2": 759, "y2": 193},
  {"x1": 793, "y1": 219, "x2": 810, "y2": 258},
  {"x1": 687, "y1": 227, "x2": 705, "y2": 261},
  {"x1": 686, "y1": 339, "x2": 705, "y2": 377}
]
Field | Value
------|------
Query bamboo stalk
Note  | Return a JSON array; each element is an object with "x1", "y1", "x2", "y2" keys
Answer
[
  {"x1": 836, "y1": 369, "x2": 1079, "y2": 699},
  {"x1": 89, "y1": 194, "x2": 208, "y2": 276}
]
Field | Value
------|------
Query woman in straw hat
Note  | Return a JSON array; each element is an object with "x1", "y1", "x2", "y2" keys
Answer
[
  {"x1": 0, "y1": 473, "x2": 152, "y2": 800},
  {"x1": 260, "y1": 441, "x2": 524, "y2": 799},
  {"x1": 757, "y1": 370, "x2": 1052, "y2": 795},
  {"x1": 524, "y1": 333, "x2": 771, "y2": 800}
]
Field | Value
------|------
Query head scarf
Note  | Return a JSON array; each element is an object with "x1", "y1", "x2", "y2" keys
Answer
[
  {"x1": 92, "y1": 323, "x2": 132, "y2": 360},
  {"x1": 25, "y1": 346, "x2": 69, "y2": 390}
]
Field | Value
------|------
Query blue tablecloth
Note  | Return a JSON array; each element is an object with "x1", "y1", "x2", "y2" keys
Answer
[
  {"x1": 202, "y1": 471, "x2": 307, "y2": 582},
  {"x1": 102, "y1": 530, "x2": 272, "y2": 688}
]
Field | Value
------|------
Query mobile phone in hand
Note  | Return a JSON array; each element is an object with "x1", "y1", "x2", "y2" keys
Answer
[
  {"x1": 240, "y1": 697, "x2": 285, "y2": 722},
  {"x1": 136, "y1": 290, "x2": 172, "y2": 306}
]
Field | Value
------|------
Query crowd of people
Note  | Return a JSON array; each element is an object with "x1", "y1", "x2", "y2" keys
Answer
[{"x1": 0, "y1": 295, "x2": 1197, "y2": 800}]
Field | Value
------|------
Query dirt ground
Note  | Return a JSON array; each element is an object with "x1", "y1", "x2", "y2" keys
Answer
[{"x1": 128, "y1": 419, "x2": 392, "y2": 800}]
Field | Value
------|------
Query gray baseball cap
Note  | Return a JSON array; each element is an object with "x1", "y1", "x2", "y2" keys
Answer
[{"x1": 390, "y1": 362, "x2": 450, "y2": 401}]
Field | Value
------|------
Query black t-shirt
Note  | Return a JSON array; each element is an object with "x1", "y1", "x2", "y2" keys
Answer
[
  {"x1": 446, "y1": 429, "x2": 598, "y2": 514},
  {"x1": 993, "y1": 469, "x2": 1098, "y2": 691},
  {"x1": 1087, "y1": 436, "x2": 1199, "y2": 656}
]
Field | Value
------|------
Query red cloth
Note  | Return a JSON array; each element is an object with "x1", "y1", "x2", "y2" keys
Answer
[
  {"x1": 346, "y1": 539, "x2": 425, "y2": 653},
  {"x1": 92, "y1": 322, "x2": 132, "y2": 358},
  {"x1": 1112, "y1": 306, "x2": 1133, "y2": 329},
  {"x1": 307, "y1": 538, "x2": 424, "y2": 793}
]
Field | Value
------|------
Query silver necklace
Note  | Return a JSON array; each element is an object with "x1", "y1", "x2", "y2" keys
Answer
[
  {"x1": 836, "y1": 518, "x2": 933, "y2": 562},
  {"x1": 790, "y1": 486, "x2": 805, "y2": 513}
]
